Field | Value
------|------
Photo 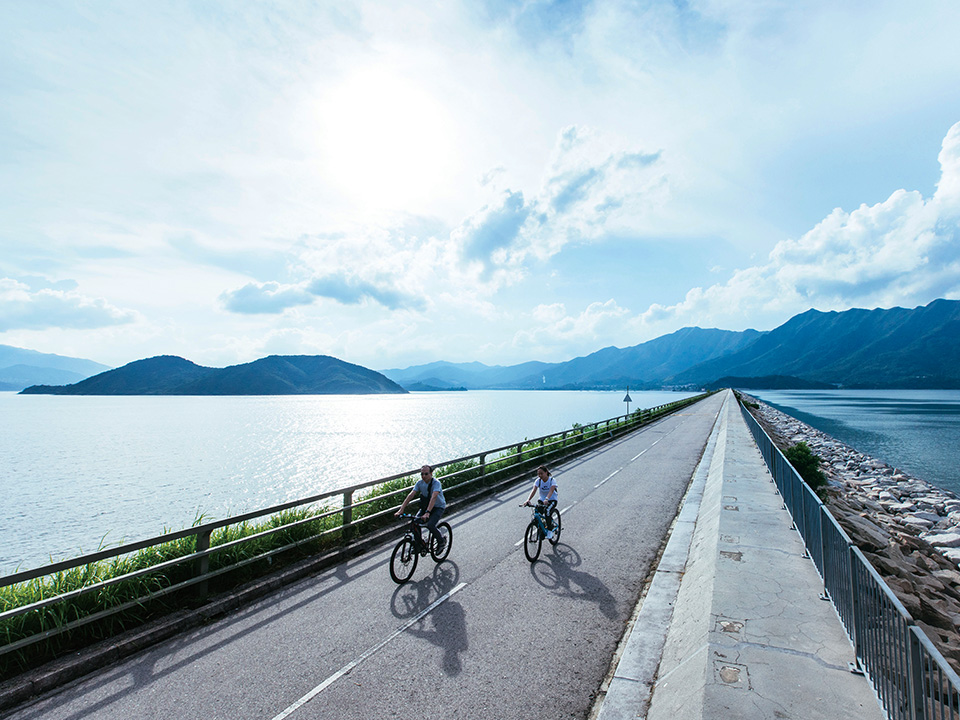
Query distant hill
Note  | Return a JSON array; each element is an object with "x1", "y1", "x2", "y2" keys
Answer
[
  {"x1": 382, "y1": 327, "x2": 762, "y2": 390},
  {"x1": 383, "y1": 299, "x2": 960, "y2": 390},
  {"x1": 671, "y1": 299, "x2": 960, "y2": 388},
  {"x1": 21, "y1": 355, "x2": 407, "y2": 395},
  {"x1": 0, "y1": 345, "x2": 111, "y2": 391}
]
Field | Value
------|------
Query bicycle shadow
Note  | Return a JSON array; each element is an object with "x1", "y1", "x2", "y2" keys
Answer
[
  {"x1": 405, "y1": 599, "x2": 468, "y2": 675},
  {"x1": 389, "y1": 562, "x2": 467, "y2": 675},
  {"x1": 530, "y1": 544, "x2": 617, "y2": 619},
  {"x1": 389, "y1": 561, "x2": 461, "y2": 619}
]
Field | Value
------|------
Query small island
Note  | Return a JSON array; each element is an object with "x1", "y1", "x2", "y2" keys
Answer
[{"x1": 20, "y1": 354, "x2": 407, "y2": 395}]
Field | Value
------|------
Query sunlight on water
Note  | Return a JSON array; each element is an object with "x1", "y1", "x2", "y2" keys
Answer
[{"x1": 0, "y1": 390, "x2": 692, "y2": 573}]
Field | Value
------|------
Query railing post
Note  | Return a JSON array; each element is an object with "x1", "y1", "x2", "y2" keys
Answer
[
  {"x1": 908, "y1": 627, "x2": 924, "y2": 720},
  {"x1": 196, "y1": 528, "x2": 211, "y2": 600},
  {"x1": 849, "y1": 545, "x2": 864, "y2": 674},
  {"x1": 342, "y1": 490, "x2": 353, "y2": 543},
  {"x1": 480, "y1": 453, "x2": 487, "y2": 485}
]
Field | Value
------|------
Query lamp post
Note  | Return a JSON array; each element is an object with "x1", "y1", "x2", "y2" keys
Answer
[{"x1": 623, "y1": 386, "x2": 632, "y2": 416}]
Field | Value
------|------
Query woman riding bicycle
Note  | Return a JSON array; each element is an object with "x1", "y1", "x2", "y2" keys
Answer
[
  {"x1": 523, "y1": 465, "x2": 558, "y2": 539},
  {"x1": 395, "y1": 464, "x2": 447, "y2": 554}
]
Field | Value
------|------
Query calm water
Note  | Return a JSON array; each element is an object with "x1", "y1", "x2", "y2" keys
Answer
[
  {"x1": 750, "y1": 389, "x2": 960, "y2": 496},
  {"x1": 0, "y1": 390, "x2": 691, "y2": 574}
]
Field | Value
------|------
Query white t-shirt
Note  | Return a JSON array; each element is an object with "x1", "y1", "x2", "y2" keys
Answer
[{"x1": 536, "y1": 475, "x2": 558, "y2": 503}]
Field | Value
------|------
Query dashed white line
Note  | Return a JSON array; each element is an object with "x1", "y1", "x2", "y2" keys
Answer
[
  {"x1": 631, "y1": 437, "x2": 663, "y2": 462},
  {"x1": 269, "y1": 582, "x2": 468, "y2": 720},
  {"x1": 594, "y1": 468, "x2": 621, "y2": 488}
]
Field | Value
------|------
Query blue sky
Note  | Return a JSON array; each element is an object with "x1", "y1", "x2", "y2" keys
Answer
[{"x1": 2, "y1": 1, "x2": 960, "y2": 370}]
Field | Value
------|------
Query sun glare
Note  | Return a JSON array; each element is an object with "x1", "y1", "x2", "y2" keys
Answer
[{"x1": 317, "y1": 68, "x2": 457, "y2": 213}]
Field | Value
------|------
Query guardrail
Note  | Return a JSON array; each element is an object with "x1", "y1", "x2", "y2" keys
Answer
[
  {"x1": 739, "y1": 398, "x2": 960, "y2": 720},
  {"x1": 0, "y1": 392, "x2": 709, "y2": 676}
]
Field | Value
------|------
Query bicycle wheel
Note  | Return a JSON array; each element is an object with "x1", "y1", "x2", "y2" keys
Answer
[
  {"x1": 390, "y1": 536, "x2": 418, "y2": 584},
  {"x1": 548, "y1": 508, "x2": 562, "y2": 546},
  {"x1": 429, "y1": 522, "x2": 453, "y2": 562},
  {"x1": 523, "y1": 520, "x2": 542, "y2": 562}
]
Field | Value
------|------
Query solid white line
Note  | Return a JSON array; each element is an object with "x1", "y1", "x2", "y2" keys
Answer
[
  {"x1": 594, "y1": 468, "x2": 621, "y2": 488},
  {"x1": 269, "y1": 582, "x2": 468, "y2": 720}
]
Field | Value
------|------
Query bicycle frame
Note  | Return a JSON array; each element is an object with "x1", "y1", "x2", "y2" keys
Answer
[{"x1": 398, "y1": 513, "x2": 430, "y2": 554}]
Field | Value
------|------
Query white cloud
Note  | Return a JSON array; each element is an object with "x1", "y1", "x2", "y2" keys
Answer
[
  {"x1": 512, "y1": 299, "x2": 631, "y2": 356},
  {"x1": 0, "y1": 278, "x2": 139, "y2": 331},
  {"x1": 634, "y1": 121, "x2": 960, "y2": 334}
]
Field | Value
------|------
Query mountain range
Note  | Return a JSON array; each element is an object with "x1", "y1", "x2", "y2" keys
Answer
[
  {"x1": 0, "y1": 345, "x2": 111, "y2": 391},
  {"x1": 10, "y1": 299, "x2": 960, "y2": 395},
  {"x1": 381, "y1": 299, "x2": 960, "y2": 390},
  {"x1": 20, "y1": 355, "x2": 406, "y2": 395}
]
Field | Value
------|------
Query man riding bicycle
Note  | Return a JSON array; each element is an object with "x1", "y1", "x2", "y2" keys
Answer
[{"x1": 396, "y1": 464, "x2": 447, "y2": 554}]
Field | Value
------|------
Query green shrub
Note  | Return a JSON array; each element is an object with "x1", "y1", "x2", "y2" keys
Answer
[{"x1": 784, "y1": 442, "x2": 826, "y2": 491}]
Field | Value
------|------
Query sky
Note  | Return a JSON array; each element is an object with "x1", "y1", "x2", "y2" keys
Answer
[{"x1": 2, "y1": 0, "x2": 960, "y2": 372}]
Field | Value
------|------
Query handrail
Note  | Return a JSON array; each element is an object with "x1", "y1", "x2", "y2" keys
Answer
[
  {"x1": 739, "y1": 397, "x2": 960, "y2": 720},
  {"x1": 0, "y1": 392, "x2": 710, "y2": 671}
]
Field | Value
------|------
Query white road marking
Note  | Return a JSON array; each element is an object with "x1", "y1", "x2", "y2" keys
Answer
[
  {"x1": 269, "y1": 582, "x2": 468, "y2": 720},
  {"x1": 631, "y1": 436, "x2": 662, "y2": 461},
  {"x1": 594, "y1": 468, "x2": 621, "y2": 488}
]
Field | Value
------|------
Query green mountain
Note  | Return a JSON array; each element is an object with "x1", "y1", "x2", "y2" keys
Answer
[
  {"x1": 384, "y1": 299, "x2": 960, "y2": 390},
  {"x1": 382, "y1": 327, "x2": 762, "y2": 389},
  {"x1": 20, "y1": 355, "x2": 407, "y2": 395},
  {"x1": 671, "y1": 299, "x2": 960, "y2": 388}
]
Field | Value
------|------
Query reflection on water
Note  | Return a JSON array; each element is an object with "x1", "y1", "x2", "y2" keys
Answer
[
  {"x1": 750, "y1": 389, "x2": 960, "y2": 497},
  {"x1": 0, "y1": 390, "x2": 693, "y2": 573}
]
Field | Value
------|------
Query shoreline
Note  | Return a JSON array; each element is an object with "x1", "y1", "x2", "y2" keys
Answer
[{"x1": 741, "y1": 393, "x2": 960, "y2": 673}]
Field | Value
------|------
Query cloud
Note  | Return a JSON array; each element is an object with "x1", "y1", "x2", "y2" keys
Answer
[
  {"x1": 453, "y1": 190, "x2": 532, "y2": 265},
  {"x1": 219, "y1": 282, "x2": 314, "y2": 314},
  {"x1": 306, "y1": 273, "x2": 426, "y2": 311},
  {"x1": 512, "y1": 299, "x2": 631, "y2": 355},
  {"x1": 0, "y1": 278, "x2": 138, "y2": 331},
  {"x1": 221, "y1": 271, "x2": 427, "y2": 315},
  {"x1": 635, "y1": 121, "x2": 960, "y2": 333}
]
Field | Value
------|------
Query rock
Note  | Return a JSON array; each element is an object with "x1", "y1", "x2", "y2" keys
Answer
[
  {"x1": 924, "y1": 533, "x2": 960, "y2": 549},
  {"x1": 835, "y1": 513, "x2": 890, "y2": 552}
]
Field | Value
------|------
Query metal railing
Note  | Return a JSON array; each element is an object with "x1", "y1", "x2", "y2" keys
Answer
[
  {"x1": 740, "y1": 398, "x2": 960, "y2": 720},
  {"x1": 0, "y1": 393, "x2": 708, "y2": 671}
]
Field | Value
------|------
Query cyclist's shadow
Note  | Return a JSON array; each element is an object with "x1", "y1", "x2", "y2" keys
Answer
[
  {"x1": 389, "y1": 562, "x2": 467, "y2": 676},
  {"x1": 531, "y1": 544, "x2": 617, "y2": 619}
]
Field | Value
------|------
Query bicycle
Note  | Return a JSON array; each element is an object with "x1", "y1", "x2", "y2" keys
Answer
[
  {"x1": 520, "y1": 501, "x2": 561, "y2": 562},
  {"x1": 390, "y1": 513, "x2": 453, "y2": 584}
]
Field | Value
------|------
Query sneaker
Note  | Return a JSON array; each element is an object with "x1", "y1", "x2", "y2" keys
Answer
[
  {"x1": 435, "y1": 538, "x2": 446, "y2": 555},
  {"x1": 545, "y1": 530, "x2": 554, "y2": 541}
]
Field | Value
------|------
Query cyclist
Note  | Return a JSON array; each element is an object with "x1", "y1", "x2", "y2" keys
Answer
[
  {"x1": 396, "y1": 464, "x2": 447, "y2": 554},
  {"x1": 523, "y1": 465, "x2": 558, "y2": 540}
]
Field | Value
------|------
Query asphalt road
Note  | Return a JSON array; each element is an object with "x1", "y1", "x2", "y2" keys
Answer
[{"x1": 6, "y1": 393, "x2": 725, "y2": 720}]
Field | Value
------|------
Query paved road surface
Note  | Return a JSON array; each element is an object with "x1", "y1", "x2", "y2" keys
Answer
[{"x1": 6, "y1": 393, "x2": 725, "y2": 720}]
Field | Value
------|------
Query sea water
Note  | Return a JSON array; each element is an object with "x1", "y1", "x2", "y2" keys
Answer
[
  {"x1": 749, "y1": 389, "x2": 960, "y2": 496},
  {"x1": 0, "y1": 389, "x2": 689, "y2": 573}
]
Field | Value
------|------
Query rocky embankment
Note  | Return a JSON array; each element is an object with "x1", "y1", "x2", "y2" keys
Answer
[{"x1": 741, "y1": 395, "x2": 960, "y2": 673}]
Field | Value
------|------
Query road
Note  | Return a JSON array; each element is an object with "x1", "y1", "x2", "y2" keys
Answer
[{"x1": 7, "y1": 393, "x2": 725, "y2": 720}]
